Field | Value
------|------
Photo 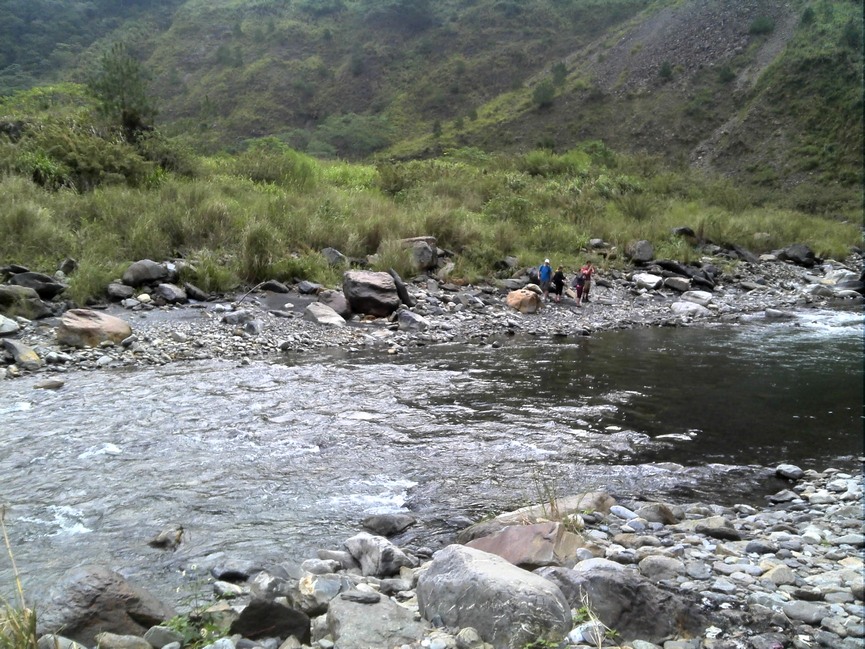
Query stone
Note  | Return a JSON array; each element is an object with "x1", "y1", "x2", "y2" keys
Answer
[
  {"x1": 776, "y1": 464, "x2": 804, "y2": 480},
  {"x1": 320, "y1": 588, "x2": 428, "y2": 649},
  {"x1": 625, "y1": 240, "x2": 654, "y2": 263},
  {"x1": 397, "y1": 309, "x2": 430, "y2": 331},
  {"x1": 778, "y1": 244, "x2": 817, "y2": 267},
  {"x1": 93, "y1": 632, "x2": 152, "y2": 649},
  {"x1": 37, "y1": 636, "x2": 89, "y2": 649},
  {"x1": 633, "y1": 273, "x2": 663, "y2": 290},
  {"x1": 303, "y1": 303, "x2": 346, "y2": 327},
  {"x1": 344, "y1": 532, "x2": 415, "y2": 577},
  {"x1": 3, "y1": 339, "x2": 42, "y2": 370},
  {"x1": 298, "y1": 280, "x2": 322, "y2": 295},
  {"x1": 663, "y1": 276, "x2": 691, "y2": 292},
  {"x1": 782, "y1": 600, "x2": 829, "y2": 625},
  {"x1": 37, "y1": 565, "x2": 174, "y2": 648},
  {"x1": 228, "y1": 599, "x2": 310, "y2": 642},
  {"x1": 122, "y1": 260, "x2": 168, "y2": 287},
  {"x1": 0, "y1": 314, "x2": 21, "y2": 335},
  {"x1": 681, "y1": 290, "x2": 713, "y2": 307},
  {"x1": 536, "y1": 566, "x2": 706, "y2": 644},
  {"x1": 0, "y1": 284, "x2": 52, "y2": 319},
  {"x1": 670, "y1": 301, "x2": 711, "y2": 317},
  {"x1": 154, "y1": 283, "x2": 187, "y2": 304},
  {"x1": 361, "y1": 513, "x2": 417, "y2": 537},
  {"x1": 638, "y1": 555, "x2": 686, "y2": 581},
  {"x1": 321, "y1": 247, "x2": 348, "y2": 267},
  {"x1": 56, "y1": 309, "x2": 133, "y2": 348},
  {"x1": 318, "y1": 289, "x2": 352, "y2": 318},
  {"x1": 398, "y1": 238, "x2": 437, "y2": 270},
  {"x1": 107, "y1": 283, "x2": 135, "y2": 300},
  {"x1": 506, "y1": 289, "x2": 542, "y2": 314},
  {"x1": 634, "y1": 503, "x2": 679, "y2": 525},
  {"x1": 8, "y1": 271, "x2": 67, "y2": 299},
  {"x1": 387, "y1": 268, "x2": 417, "y2": 307},
  {"x1": 260, "y1": 279, "x2": 290, "y2": 293},
  {"x1": 466, "y1": 521, "x2": 583, "y2": 570},
  {"x1": 417, "y1": 545, "x2": 570, "y2": 649},
  {"x1": 342, "y1": 271, "x2": 400, "y2": 317}
]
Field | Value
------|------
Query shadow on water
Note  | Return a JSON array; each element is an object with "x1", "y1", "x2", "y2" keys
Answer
[{"x1": 0, "y1": 307, "x2": 861, "y2": 606}]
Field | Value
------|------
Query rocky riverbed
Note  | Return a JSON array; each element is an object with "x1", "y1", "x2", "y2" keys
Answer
[
  {"x1": 1, "y1": 245, "x2": 862, "y2": 380},
  {"x1": 31, "y1": 463, "x2": 864, "y2": 649}
]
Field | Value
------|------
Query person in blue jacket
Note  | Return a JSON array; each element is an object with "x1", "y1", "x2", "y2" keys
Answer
[{"x1": 538, "y1": 258, "x2": 553, "y2": 301}]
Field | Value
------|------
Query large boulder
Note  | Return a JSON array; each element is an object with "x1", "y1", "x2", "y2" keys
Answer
[
  {"x1": 342, "y1": 271, "x2": 400, "y2": 317},
  {"x1": 8, "y1": 271, "x2": 67, "y2": 300},
  {"x1": 466, "y1": 521, "x2": 583, "y2": 570},
  {"x1": 0, "y1": 285, "x2": 53, "y2": 319},
  {"x1": 400, "y1": 237, "x2": 438, "y2": 271},
  {"x1": 536, "y1": 566, "x2": 707, "y2": 644},
  {"x1": 153, "y1": 283, "x2": 187, "y2": 304},
  {"x1": 633, "y1": 273, "x2": 663, "y2": 290},
  {"x1": 670, "y1": 301, "x2": 711, "y2": 318},
  {"x1": 320, "y1": 591, "x2": 429, "y2": 649},
  {"x1": 3, "y1": 339, "x2": 43, "y2": 370},
  {"x1": 417, "y1": 545, "x2": 571, "y2": 649},
  {"x1": 56, "y1": 309, "x2": 133, "y2": 348},
  {"x1": 506, "y1": 289, "x2": 542, "y2": 314},
  {"x1": 122, "y1": 260, "x2": 168, "y2": 287},
  {"x1": 625, "y1": 240, "x2": 654, "y2": 264},
  {"x1": 343, "y1": 532, "x2": 415, "y2": 577},
  {"x1": 777, "y1": 243, "x2": 817, "y2": 267},
  {"x1": 37, "y1": 566, "x2": 174, "y2": 648}
]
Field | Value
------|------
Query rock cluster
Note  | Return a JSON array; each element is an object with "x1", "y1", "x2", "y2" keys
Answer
[
  {"x1": 33, "y1": 465, "x2": 863, "y2": 649},
  {"x1": 1, "y1": 244, "x2": 862, "y2": 380}
]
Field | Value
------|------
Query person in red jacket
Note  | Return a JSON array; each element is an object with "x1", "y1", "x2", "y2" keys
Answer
[{"x1": 576, "y1": 260, "x2": 595, "y2": 304}]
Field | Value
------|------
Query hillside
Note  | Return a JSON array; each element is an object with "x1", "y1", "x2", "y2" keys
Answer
[{"x1": 0, "y1": 0, "x2": 862, "y2": 213}]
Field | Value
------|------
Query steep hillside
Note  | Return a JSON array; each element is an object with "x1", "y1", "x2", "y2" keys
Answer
[{"x1": 1, "y1": 0, "x2": 862, "y2": 213}]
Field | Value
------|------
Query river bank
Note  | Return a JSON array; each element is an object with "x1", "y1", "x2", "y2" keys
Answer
[{"x1": 1, "y1": 247, "x2": 862, "y2": 379}]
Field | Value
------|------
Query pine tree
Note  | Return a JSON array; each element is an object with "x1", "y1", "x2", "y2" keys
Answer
[{"x1": 87, "y1": 42, "x2": 157, "y2": 142}]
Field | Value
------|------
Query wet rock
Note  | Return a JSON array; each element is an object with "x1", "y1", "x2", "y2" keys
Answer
[
  {"x1": 55, "y1": 309, "x2": 133, "y2": 348},
  {"x1": 417, "y1": 545, "x2": 571, "y2": 649},
  {"x1": 361, "y1": 513, "x2": 417, "y2": 537}
]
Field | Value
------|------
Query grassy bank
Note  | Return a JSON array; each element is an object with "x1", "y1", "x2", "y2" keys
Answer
[{"x1": 0, "y1": 108, "x2": 860, "y2": 305}]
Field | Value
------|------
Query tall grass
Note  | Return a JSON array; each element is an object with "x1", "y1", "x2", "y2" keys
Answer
[
  {"x1": 1, "y1": 507, "x2": 38, "y2": 649},
  {"x1": 0, "y1": 142, "x2": 859, "y2": 304}
]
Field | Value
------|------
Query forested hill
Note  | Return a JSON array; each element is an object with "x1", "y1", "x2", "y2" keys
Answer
[{"x1": 1, "y1": 0, "x2": 862, "y2": 206}]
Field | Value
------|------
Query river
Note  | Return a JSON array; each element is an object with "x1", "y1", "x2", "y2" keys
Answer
[{"x1": 0, "y1": 307, "x2": 861, "y2": 608}]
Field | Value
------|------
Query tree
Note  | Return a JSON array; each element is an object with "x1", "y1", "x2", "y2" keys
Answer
[{"x1": 87, "y1": 42, "x2": 156, "y2": 141}]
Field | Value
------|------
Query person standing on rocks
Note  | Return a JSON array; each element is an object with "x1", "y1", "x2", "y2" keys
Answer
[
  {"x1": 539, "y1": 258, "x2": 553, "y2": 301},
  {"x1": 552, "y1": 265, "x2": 566, "y2": 303},
  {"x1": 575, "y1": 260, "x2": 595, "y2": 304}
]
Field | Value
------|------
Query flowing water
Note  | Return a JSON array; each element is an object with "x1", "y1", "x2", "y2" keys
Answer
[{"x1": 0, "y1": 307, "x2": 861, "y2": 607}]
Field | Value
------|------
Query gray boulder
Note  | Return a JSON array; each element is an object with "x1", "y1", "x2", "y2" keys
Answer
[
  {"x1": 361, "y1": 513, "x2": 417, "y2": 537},
  {"x1": 625, "y1": 240, "x2": 654, "y2": 264},
  {"x1": 536, "y1": 566, "x2": 706, "y2": 644},
  {"x1": 670, "y1": 301, "x2": 711, "y2": 318},
  {"x1": 417, "y1": 545, "x2": 570, "y2": 649},
  {"x1": 397, "y1": 309, "x2": 429, "y2": 331},
  {"x1": 0, "y1": 285, "x2": 53, "y2": 319},
  {"x1": 0, "y1": 314, "x2": 20, "y2": 335},
  {"x1": 8, "y1": 271, "x2": 67, "y2": 299},
  {"x1": 303, "y1": 302, "x2": 346, "y2": 327},
  {"x1": 318, "y1": 289, "x2": 352, "y2": 318},
  {"x1": 663, "y1": 276, "x2": 691, "y2": 292},
  {"x1": 681, "y1": 290, "x2": 713, "y2": 307},
  {"x1": 633, "y1": 273, "x2": 663, "y2": 290},
  {"x1": 154, "y1": 283, "x2": 187, "y2": 304},
  {"x1": 342, "y1": 271, "x2": 400, "y2": 317},
  {"x1": 122, "y1": 260, "x2": 168, "y2": 287},
  {"x1": 107, "y1": 283, "x2": 135, "y2": 301},
  {"x1": 37, "y1": 566, "x2": 174, "y2": 648},
  {"x1": 298, "y1": 280, "x2": 322, "y2": 295},
  {"x1": 388, "y1": 268, "x2": 416, "y2": 307},
  {"x1": 322, "y1": 247, "x2": 348, "y2": 267},
  {"x1": 778, "y1": 244, "x2": 817, "y2": 267},
  {"x1": 319, "y1": 590, "x2": 429, "y2": 649},
  {"x1": 343, "y1": 532, "x2": 415, "y2": 577}
]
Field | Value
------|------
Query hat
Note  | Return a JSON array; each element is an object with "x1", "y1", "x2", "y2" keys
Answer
[{"x1": 544, "y1": 258, "x2": 550, "y2": 263}]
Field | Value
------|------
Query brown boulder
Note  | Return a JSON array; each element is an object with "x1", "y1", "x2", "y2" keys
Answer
[
  {"x1": 506, "y1": 289, "x2": 542, "y2": 314},
  {"x1": 56, "y1": 309, "x2": 133, "y2": 348},
  {"x1": 466, "y1": 521, "x2": 583, "y2": 570}
]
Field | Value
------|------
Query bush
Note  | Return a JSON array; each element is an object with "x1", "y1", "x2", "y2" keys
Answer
[
  {"x1": 749, "y1": 16, "x2": 775, "y2": 35},
  {"x1": 659, "y1": 61, "x2": 673, "y2": 81},
  {"x1": 234, "y1": 138, "x2": 317, "y2": 190},
  {"x1": 532, "y1": 80, "x2": 556, "y2": 108}
]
